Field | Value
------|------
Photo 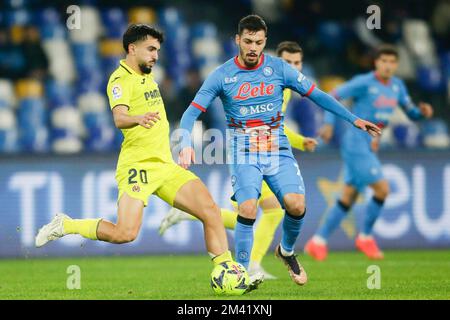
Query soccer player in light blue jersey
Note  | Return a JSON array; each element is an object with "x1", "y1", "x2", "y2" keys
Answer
[
  {"x1": 178, "y1": 15, "x2": 381, "y2": 286},
  {"x1": 305, "y1": 45, "x2": 433, "y2": 261}
]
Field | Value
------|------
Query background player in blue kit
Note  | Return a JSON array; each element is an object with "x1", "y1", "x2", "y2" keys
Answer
[
  {"x1": 178, "y1": 15, "x2": 381, "y2": 286},
  {"x1": 305, "y1": 45, "x2": 434, "y2": 261}
]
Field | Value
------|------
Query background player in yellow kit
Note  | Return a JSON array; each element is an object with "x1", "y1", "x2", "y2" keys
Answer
[
  {"x1": 34, "y1": 24, "x2": 241, "y2": 278},
  {"x1": 159, "y1": 41, "x2": 318, "y2": 279}
]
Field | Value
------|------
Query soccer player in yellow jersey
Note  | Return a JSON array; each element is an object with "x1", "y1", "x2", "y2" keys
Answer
[
  {"x1": 159, "y1": 41, "x2": 318, "y2": 279},
  {"x1": 34, "y1": 24, "x2": 253, "y2": 286}
]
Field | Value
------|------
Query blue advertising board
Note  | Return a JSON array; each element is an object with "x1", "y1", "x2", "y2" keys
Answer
[{"x1": 0, "y1": 151, "x2": 449, "y2": 257}]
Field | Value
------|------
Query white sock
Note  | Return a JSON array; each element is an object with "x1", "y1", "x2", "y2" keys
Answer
[{"x1": 280, "y1": 244, "x2": 294, "y2": 257}]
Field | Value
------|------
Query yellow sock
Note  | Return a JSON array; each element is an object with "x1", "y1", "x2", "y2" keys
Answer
[
  {"x1": 183, "y1": 208, "x2": 236, "y2": 229},
  {"x1": 63, "y1": 218, "x2": 102, "y2": 240},
  {"x1": 221, "y1": 208, "x2": 237, "y2": 229},
  {"x1": 211, "y1": 250, "x2": 232, "y2": 266},
  {"x1": 250, "y1": 208, "x2": 284, "y2": 264}
]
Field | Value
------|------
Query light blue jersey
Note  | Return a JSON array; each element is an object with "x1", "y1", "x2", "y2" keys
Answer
[
  {"x1": 324, "y1": 71, "x2": 423, "y2": 189},
  {"x1": 191, "y1": 54, "x2": 318, "y2": 153},
  {"x1": 181, "y1": 53, "x2": 360, "y2": 203}
]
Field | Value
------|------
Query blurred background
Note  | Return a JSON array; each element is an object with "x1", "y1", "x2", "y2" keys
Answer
[{"x1": 0, "y1": 0, "x2": 449, "y2": 257}]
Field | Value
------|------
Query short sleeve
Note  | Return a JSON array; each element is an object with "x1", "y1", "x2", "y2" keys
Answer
[{"x1": 107, "y1": 77, "x2": 132, "y2": 110}]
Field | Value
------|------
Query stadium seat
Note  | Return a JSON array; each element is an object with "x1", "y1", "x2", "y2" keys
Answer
[
  {"x1": 101, "y1": 8, "x2": 127, "y2": 39},
  {"x1": 17, "y1": 98, "x2": 47, "y2": 128},
  {"x1": 69, "y1": 6, "x2": 102, "y2": 44},
  {"x1": 403, "y1": 19, "x2": 439, "y2": 66},
  {"x1": 422, "y1": 119, "x2": 450, "y2": 149},
  {"x1": 129, "y1": 7, "x2": 157, "y2": 24},
  {"x1": 5, "y1": 9, "x2": 32, "y2": 26},
  {"x1": 0, "y1": 107, "x2": 19, "y2": 153},
  {"x1": 83, "y1": 112, "x2": 115, "y2": 152},
  {"x1": 20, "y1": 125, "x2": 49, "y2": 152},
  {"x1": 45, "y1": 80, "x2": 74, "y2": 108},
  {"x1": 417, "y1": 65, "x2": 446, "y2": 93},
  {"x1": 15, "y1": 79, "x2": 43, "y2": 99},
  {"x1": 392, "y1": 123, "x2": 421, "y2": 148},
  {"x1": 51, "y1": 106, "x2": 83, "y2": 136},
  {"x1": 0, "y1": 79, "x2": 17, "y2": 108},
  {"x1": 42, "y1": 39, "x2": 76, "y2": 82},
  {"x1": 318, "y1": 21, "x2": 347, "y2": 52}
]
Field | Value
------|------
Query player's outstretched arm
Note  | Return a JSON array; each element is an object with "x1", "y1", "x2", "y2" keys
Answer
[
  {"x1": 307, "y1": 88, "x2": 381, "y2": 137},
  {"x1": 112, "y1": 105, "x2": 160, "y2": 129},
  {"x1": 178, "y1": 105, "x2": 202, "y2": 169}
]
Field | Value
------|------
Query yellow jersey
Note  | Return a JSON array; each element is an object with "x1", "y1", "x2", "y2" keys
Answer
[
  {"x1": 107, "y1": 60, "x2": 173, "y2": 166},
  {"x1": 282, "y1": 88, "x2": 305, "y2": 151}
]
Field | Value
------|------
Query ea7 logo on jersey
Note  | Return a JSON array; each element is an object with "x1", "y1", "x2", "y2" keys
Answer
[
  {"x1": 225, "y1": 76, "x2": 237, "y2": 84},
  {"x1": 297, "y1": 73, "x2": 306, "y2": 83},
  {"x1": 112, "y1": 84, "x2": 122, "y2": 100}
]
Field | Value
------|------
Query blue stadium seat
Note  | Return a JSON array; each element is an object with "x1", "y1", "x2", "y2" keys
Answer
[
  {"x1": 0, "y1": 129, "x2": 19, "y2": 153},
  {"x1": 318, "y1": 21, "x2": 347, "y2": 52},
  {"x1": 159, "y1": 7, "x2": 183, "y2": 28},
  {"x1": 45, "y1": 80, "x2": 74, "y2": 108},
  {"x1": 17, "y1": 98, "x2": 47, "y2": 129},
  {"x1": 5, "y1": 9, "x2": 32, "y2": 26},
  {"x1": 417, "y1": 65, "x2": 446, "y2": 92},
  {"x1": 0, "y1": 108, "x2": 19, "y2": 153},
  {"x1": 83, "y1": 112, "x2": 115, "y2": 152},
  {"x1": 392, "y1": 123, "x2": 421, "y2": 148},
  {"x1": 191, "y1": 22, "x2": 217, "y2": 39},
  {"x1": 101, "y1": 8, "x2": 127, "y2": 39},
  {"x1": 422, "y1": 119, "x2": 450, "y2": 149},
  {"x1": 20, "y1": 126, "x2": 49, "y2": 152}
]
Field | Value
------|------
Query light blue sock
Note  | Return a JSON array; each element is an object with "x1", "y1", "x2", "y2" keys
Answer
[
  {"x1": 316, "y1": 201, "x2": 349, "y2": 240},
  {"x1": 280, "y1": 210, "x2": 305, "y2": 254},
  {"x1": 234, "y1": 217, "x2": 255, "y2": 270},
  {"x1": 363, "y1": 197, "x2": 384, "y2": 235}
]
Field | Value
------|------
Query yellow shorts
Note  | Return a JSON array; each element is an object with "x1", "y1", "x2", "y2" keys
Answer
[
  {"x1": 116, "y1": 160, "x2": 198, "y2": 206},
  {"x1": 230, "y1": 181, "x2": 276, "y2": 209}
]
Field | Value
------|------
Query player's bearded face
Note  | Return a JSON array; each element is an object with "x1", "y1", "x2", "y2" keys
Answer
[
  {"x1": 375, "y1": 54, "x2": 398, "y2": 79},
  {"x1": 236, "y1": 30, "x2": 266, "y2": 68},
  {"x1": 133, "y1": 37, "x2": 160, "y2": 74}
]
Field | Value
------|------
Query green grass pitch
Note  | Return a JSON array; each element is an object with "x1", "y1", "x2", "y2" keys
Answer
[{"x1": 0, "y1": 250, "x2": 449, "y2": 300}]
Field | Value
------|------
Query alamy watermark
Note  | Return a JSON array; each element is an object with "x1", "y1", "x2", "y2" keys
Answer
[
  {"x1": 366, "y1": 265, "x2": 381, "y2": 289},
  {"x1": 66, "y1": 5, "x2": 81, "y2": 30},
  {"x1": 66, "y1": 265, "x2": 81, "y2": 290},
  {"x1": 366, "y1": 5, "x2": 381, "y2": 30}
]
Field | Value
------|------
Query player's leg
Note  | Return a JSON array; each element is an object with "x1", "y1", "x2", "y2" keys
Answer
[
  {"x1": 96, "y1": 193, "x2": 144, "y2": 243},
  {"x1": 35, "y1": 192, "x2": 144, "y2": 247},
  {"x1": 305, "y1": 184, "x2": 358, "y2": 260},
  {"x1": 159, "y1": 206, "x2": 238, "y2": 235},
  {"x1": 249, "y1": 182, "x2": 283, "y2": 279},
  {"x1": 163, "y1": 178, "x2": 231, "y2": 262},
  {"x1": 155, "y1": 164, "x2": 232, "y2": 264},
  {"x1": 264, "y1": 155, "x2": 308, "y2": 285},
  {"x1": 355, "y1": 179, "x2": 389, "y2": 259}
]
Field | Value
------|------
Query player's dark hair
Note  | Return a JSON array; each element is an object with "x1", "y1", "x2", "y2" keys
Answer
[
  {"x1": 374, "y1": 44, "x2": 398, "y2": 59},
  {"x1": 122, "y1": 24, "x2": 164, "y2": 53},
  {"x1": 276, "y1": 41, "x2": 303, "y2": 57},
  {"x1": 238, "y1": 14, "x2": 267, "y2": 36}
]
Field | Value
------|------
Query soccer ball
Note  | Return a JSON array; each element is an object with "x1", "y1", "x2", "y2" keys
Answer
[{"x1": 210, "y1": 261, "x2": 249, "y2": 296}]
